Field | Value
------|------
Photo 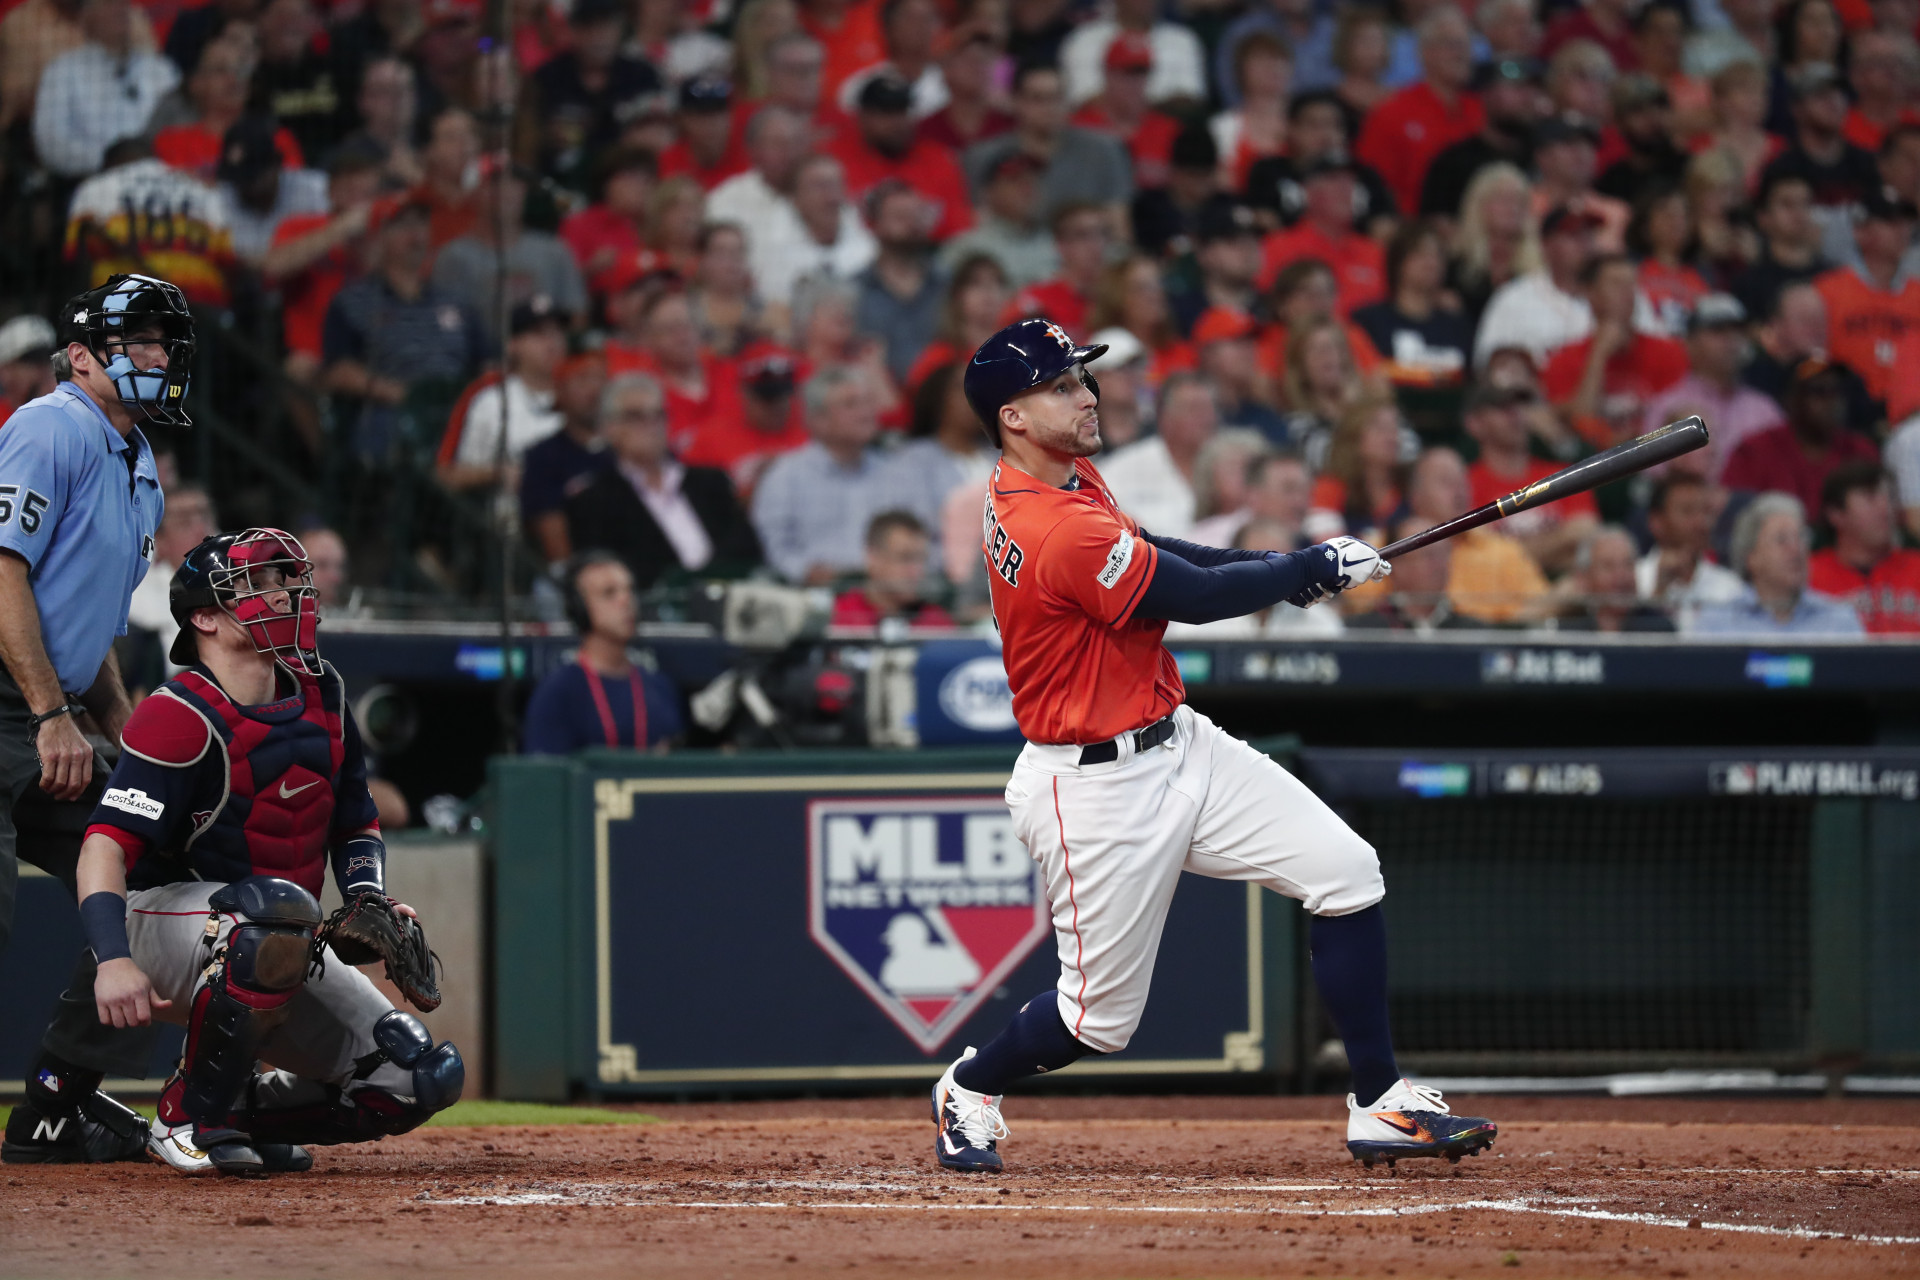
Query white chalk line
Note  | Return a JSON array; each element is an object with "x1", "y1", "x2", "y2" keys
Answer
[{"x1": 416, "y1": 1191, "x2": 1920, "y2": 1245}]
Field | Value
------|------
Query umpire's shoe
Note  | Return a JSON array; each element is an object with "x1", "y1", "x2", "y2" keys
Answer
[
  {"x1": 1346, "y1": 1079, "x2": 1497, "y2": 1168},
  {"x1": 2, "y1": 1093, "x2": 150, "y2": 1165},
  {"x1": 932, "y1": 1048, "x2": 1008, "y2": 1172}
]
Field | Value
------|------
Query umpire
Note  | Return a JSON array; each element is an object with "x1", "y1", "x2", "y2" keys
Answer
[{"x1": 0, "y1": 274, "x2": 192, "y2": 1164}]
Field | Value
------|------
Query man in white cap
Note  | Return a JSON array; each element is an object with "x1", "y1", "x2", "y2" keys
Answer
[
  {"x1": 0, "y1": 316, "x2": 57, "y2": 419},
  {"x1": 1085, "y1": 326, "x2": 1149, "y2": 448}
]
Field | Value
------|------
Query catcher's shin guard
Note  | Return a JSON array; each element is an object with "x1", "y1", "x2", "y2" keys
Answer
[
  {"x1": 239, "y1": 1013, "x2": 465, "y2": 1145},
  {"x1": 180, "y1": 878, "x2": 321, "y2": 1130}
]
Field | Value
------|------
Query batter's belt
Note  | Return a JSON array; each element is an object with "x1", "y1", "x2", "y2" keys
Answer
[{"x1": 1077, "y1": 715, "x2": 1176, "y2": 766}]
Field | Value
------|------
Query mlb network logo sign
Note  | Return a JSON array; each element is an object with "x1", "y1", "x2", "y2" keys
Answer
[{"x1": 808, "y1": 798, "x2": 1051, "y2": 1053}]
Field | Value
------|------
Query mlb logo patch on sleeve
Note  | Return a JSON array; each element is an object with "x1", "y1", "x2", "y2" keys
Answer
[
  {"x1": 1096, "y1": 531, "x2": 1135, "y2": 589},
  {"x1": 103, "y1": 787, "x2": 164, "y2": 820}
]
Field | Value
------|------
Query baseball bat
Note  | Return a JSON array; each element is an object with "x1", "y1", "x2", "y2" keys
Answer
[{"x1": 1378, "y1": 415, "x2": 1710, "y2": 560}]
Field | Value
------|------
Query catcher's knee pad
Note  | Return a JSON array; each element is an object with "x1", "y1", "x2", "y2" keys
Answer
[
  {"x1": 180, "y1": 878, "x2": 322, "y2": 1128},
  {"x1": 350, "y1": 1012, "x2": 466, "y2": 1136}
]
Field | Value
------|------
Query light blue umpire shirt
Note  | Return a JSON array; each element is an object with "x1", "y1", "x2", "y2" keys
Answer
[{"x1": 0, "y1": 382, "x2": 162, "y2": 697}]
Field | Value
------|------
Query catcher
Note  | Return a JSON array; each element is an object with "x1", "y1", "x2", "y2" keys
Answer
[{"x1": 74, "y1": 528, "x2": 461, "y2": 1177}]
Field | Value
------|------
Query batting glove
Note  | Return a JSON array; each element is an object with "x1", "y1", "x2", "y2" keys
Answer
[{"x1": 1324, "y1": 536, "x2": 1392, "y2": 590}]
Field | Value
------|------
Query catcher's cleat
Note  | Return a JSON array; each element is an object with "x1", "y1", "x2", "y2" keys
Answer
[
  {"x1": 1347, "y1": 1079, "x2": 1497, "y2": 1168},
  {"x1": 196, "y1": 1128, "x2": 270, "y2": 1178},
  {"x1": 932, "y1": 1048, "x2": 1007, "y2": 1172},
  {"x1": 148, "y1": 1117, "x2": 216, "y2": 1174},
  {"x1": 255, "y1": 1143, "x2": 313, "y2": 1173},
  {"x1": 3, "y1": 1096, "x2": 150, "y2": 1164}
]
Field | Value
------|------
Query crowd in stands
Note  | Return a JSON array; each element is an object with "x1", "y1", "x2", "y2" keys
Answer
[{"x1": 4, "y1": 0, "x2": 1920, "y2": 639}]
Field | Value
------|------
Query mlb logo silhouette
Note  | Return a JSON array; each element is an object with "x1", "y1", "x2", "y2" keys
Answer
[{"x1": 808, "y1": 798, "x2": 1051, "y2": 1052}]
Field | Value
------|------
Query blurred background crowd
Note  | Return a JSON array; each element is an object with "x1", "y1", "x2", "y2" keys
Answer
[{"x1": 3, "y1": 0, "x2": 1920, "y2": 656}]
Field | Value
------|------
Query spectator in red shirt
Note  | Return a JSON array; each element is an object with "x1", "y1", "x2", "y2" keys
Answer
[
  {"x1": 1072, "y1": 33, "x2": 1182, "y2": 190},
  {"x1": 559, "y1": 145, "x2": 658, "y2": 294},
  {"x1": 1356, "y1": 6, "x2": 1484, "y2": 215},
  {"x1": 799, "y1": 0, "x2": 885, "y2": 117},
  {"x1": 1259, "y1": 153, "x2": 1387, "y2": 316},
  {"x1": 415, "y1": 105, "x2": 482, "y2": 251},
  {"x1": 1842, "y1": 30, "x2": 1920, "y2": 151},
  {"x1": 759, "y1": 31, "x2": 854, "y2": 144},
  {"x1": 154, "y1": 35, "x2": 302, "y2": 179},
  {"x1": 1465, "y1": 380, "x2": 1600, "y2": 571},
  {"x1": 917, "y1": 25, "x2": 1014, "y2": 151},
  {"x1": 1541, "y1": 0, "x2": 1638, "y2": 72},
  {"x1": 659, "y1": 76, "x2": 751, "y2": 191},
  {"x1": 829, "y1": 509, "x2": 956, "y2": 629},
  {"x1": 1723, "y1": 358, "x2": 1882, "y2": 512},
  {"x1": 263, "y1": 143, "x2": 384, "y2": 392},
  {"x1": 1529, "y1": 111, "x2": 1629, "y2": 252},
  {"x1": 1808, "y1": 461, "x2": 1920, "y2": 631},
  {"x1": 682, "y1": 352, "x2": 814, "y2": 498},
  {"x1": 1542, "y1": 253, "x2": 1690, "y2": 446},
  {"x1": 831, "y1": 74, "x2": 975, "y2": 242},
  {"x1": 1005, "y1": 202, "x2": 1111, "y2": 334},
  {"x1": 607, "y1": 287, "x2": 749, "y2": 458}
]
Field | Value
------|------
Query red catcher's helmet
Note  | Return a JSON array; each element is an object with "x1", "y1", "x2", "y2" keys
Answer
[{"x1": 168, "y1": 528, "x2": 321, "y2": 675}]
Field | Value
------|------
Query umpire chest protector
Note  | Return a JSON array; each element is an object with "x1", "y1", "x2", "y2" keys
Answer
[{"x1": 125, "y1": 666, "x2": 348, "y2": 894}]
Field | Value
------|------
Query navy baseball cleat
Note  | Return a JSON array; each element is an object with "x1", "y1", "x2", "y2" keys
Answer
[
  {"x1": 932, "y1": 1048, "x2": 1008, "y2": 1172},
  {"x1": 1346, "y1": 1080, "x2": 1497, "y2": 1168}
]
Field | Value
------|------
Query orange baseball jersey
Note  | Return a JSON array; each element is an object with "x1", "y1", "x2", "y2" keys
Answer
[
  {"x1": 983, "y1": 456, "x2": 1184, "y2": 745},
  {"x1": 1813, "y1": 266, "x2": 1920, "y2": 404}
]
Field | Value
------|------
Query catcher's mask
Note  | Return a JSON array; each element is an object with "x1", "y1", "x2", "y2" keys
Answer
[
  {"x1": 169, "y1": 528, "x2": 322, "y2": 676},
  {"x1": 63, "y1": 273, "x2": 197, "y2": 428}
]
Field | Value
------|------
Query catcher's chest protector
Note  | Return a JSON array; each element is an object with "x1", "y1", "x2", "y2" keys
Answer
[{"x1": 161, "y1": 668, "x2": 346, "y2": 895}]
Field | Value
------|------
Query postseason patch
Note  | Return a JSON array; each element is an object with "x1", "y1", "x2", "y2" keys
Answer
[
  {"x1": 1096, "y1": 530, "x2": 1135, "y2": 589},
  {"x1": 102, "y1": 787, "x2": 164, "y2": 821}
]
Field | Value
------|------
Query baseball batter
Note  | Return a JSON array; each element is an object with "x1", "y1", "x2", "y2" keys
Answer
[{"x1": 931, "y1": 319, "x2": 1498, "y2": 1171}]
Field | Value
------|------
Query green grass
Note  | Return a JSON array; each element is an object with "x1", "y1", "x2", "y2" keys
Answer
[{"x1": 1, "y1": 1099, "x2": 656, "y2": 1132}]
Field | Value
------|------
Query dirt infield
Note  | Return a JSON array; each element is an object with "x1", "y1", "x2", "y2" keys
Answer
[{"x1": 4, "y1": 1095, "x2": 1918, "y2": 1279}]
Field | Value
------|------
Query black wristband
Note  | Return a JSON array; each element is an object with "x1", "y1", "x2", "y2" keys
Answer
[
  {"x1": 30, "y1": 702, "x2": 82, "y2": 730},
  {"x1": 79, "y1": 891, "x2": 131, "y2": 964}
]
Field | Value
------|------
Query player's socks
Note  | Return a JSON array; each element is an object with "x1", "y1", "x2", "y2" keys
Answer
[
  {"x1": 952, "y1": 991, "x2": 1095, "y2": 1095},
  {"x1": 23, "y1": 1051, "x2": 103, "y2": 1119},
  {"x1": 1308, "y1": 905, "x2": 1401, "y2": 1107}
]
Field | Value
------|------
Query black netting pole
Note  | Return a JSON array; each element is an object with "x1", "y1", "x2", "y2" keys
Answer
[{"x1": 486, "y1": 0, "x2": 517, "y2": 755}]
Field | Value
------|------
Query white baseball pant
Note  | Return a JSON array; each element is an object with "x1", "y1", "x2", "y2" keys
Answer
[
  {"x1": 125, "y1": 881, "x2": 415, "y2": 1107},
  {"x1": 1004, "y1": 704, "x2": 1383, "y2": 1054}
]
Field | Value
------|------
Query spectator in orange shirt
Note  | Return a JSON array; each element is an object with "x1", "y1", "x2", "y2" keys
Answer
[
  {"x1": 1260, "y1": 256, "x2": 1384, "y2": 387},
  {"x1": 1087, "y1": 252, "x2": 1194, "y2": 386},
  {"x1": 1308, "y1": 395, "x2": 1409, "y2": 545},
  {"x1": 1543, "y1": 253, "x2": 1690, "y2": 445},
  {"x1": 1005, "y1": 202, "x2": 1111, "y2": 334},
  {"x1": 836, "y1": 0, "x2": 948, "y2": 120},
  {"x1": 759, "y1": 31, "x2": 854, "y2": 145},
  {"x1": 1403, "y1": 444, "x2": 1553, "y2": 622},
  {"x1": 659, "y1": 76, "x2": 752, "y2": 191},
  {"x1": 1842, "y1": 30, "x2": 1920, "y2": 151},
  {"x1": 1258, "y1": 153, "x2": 1387, "y2": 316},
  {"x1": 829, "y1": 510, "x2": 956, "y2": 629},
  {"x1": 1723, "y1": 357, "x2": 1882, "y2": 512},
  {"x1": 1355, "y1": 6, "x2": 1484, "y2": 215},
  {"x1": 798, "y1": 0, "x2": 884, "y2": 115},
  {"x1": 559, "y1": 145, "x2": 658, "y2": 294},
  {"x1": 1465, "y1": 380, "x2": 1600, "y2": 571},
  {"x1": 1815, "y1": 183, "x2": 1920, "y2": 404},
  {"x1": 831, "y1": 73, "x2": 975, "y2": 242},
  {"x1": 1073, "y1": 33, "x2": 1183, "y2": 191},
  {"x1": 415, "y1": 105, "x2": 481, "y2": 251},
  {"x1": 1808, "y1": 460, "x2": 1920, "y2": 630}
]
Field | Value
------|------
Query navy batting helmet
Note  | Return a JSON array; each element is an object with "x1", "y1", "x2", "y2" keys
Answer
[{"x1": 964, "y1": 318, "x2": 1108, "y2": 447}]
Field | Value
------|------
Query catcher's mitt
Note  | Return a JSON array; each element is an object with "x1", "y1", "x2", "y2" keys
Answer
[{"x1": 314, "y1": 893, "x2": 442, "y2": 1012}]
